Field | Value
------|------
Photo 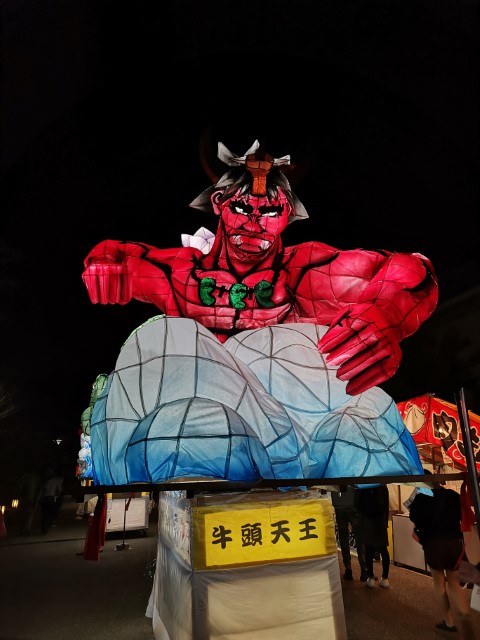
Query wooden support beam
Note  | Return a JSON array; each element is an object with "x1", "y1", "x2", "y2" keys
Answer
[{"x1": 76, "y1": 471, "x2": 467, "y2": 497}]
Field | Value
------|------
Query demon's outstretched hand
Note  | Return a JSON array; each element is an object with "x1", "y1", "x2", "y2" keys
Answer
[{"x1": 83, "y1": 140, "x2": 438, "y2": 395}]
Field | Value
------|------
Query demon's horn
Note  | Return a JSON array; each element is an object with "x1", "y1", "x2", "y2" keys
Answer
[{"x1": 245, "y1": 151, "x2": 274, "y2": 196}]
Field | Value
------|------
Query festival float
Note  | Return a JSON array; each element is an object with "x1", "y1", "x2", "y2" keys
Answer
[{"x1": 77, "y1": 137, "x2": 441, "y2": 639}]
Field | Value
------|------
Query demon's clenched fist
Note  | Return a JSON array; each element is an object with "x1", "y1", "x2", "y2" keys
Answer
[{"x1": 83, "y1": 140, "x2": 438, "y2": 395}]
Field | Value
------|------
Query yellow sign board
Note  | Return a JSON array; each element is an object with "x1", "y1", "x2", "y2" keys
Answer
[{"x1": 191, "y1": 498, "x2": 336, "y2": 570}]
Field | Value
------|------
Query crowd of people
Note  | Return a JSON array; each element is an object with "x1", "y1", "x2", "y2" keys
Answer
[{"x1": 332, "y1": 471, "x2": 477, "y2": 639}]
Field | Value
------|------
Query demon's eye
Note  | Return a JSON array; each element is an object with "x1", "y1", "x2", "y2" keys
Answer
[
  {"x1": 261, "y1": 209, "x2": 280, "y2": 217},
  {"x1": 259, "y1": 205, "x2": 282, "y2": 218},
  {"x1": 231, "y1": 200, "x2": 253, "y2": 215},
  {"x1": 233, "y1": 205, "x2": 248, "y2": 215}
]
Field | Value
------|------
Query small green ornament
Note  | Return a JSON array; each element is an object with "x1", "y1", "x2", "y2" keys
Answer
[
  {"x1": 199, "y1": 277, "x2": 216, "y2": 306},
  {"x1": 229, "y1": 283, "x2": 248, "y2": 309},
  {"x1": 254, "y1": 280, "x2": 275, "y2": 308}
]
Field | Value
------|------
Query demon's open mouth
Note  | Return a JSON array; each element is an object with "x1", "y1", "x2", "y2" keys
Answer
[{"x1": 229, "y1": 234, "x2": 272, "y2": 253}]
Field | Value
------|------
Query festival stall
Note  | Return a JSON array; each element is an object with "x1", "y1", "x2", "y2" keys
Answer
[
  {"x1": 397, "y1": 393, "x2": 480, "y2": 473},
  {"x1": 386, "y1": 394, "x2": 480, "y2": 519},
  {"x1": 105, "y1": 492, "x2": 151, "y2": 536},
  {"x1": 391, "y1": 394, "x2": 480, "y2": 572}
]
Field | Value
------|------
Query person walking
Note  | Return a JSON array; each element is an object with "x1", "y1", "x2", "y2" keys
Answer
[
  {"x1": 409, "y1": 473, "x2": 475, "y2": 638},
  {"x1": 331, "y1": 485, "x2": 368, "y2": 581},
  {"x1": 355, "y1": 484, "x2": 391, "y2": 588}
]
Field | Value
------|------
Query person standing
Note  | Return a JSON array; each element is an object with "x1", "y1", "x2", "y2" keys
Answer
[
  {"x1": 409, "y1": 474, "x2": 475, "y2": 638},
  {"x1": 355, "y1": 484, "x2": 391, "y2": 588},
  {"x1": 18, "y1": 464, "x2": 43, "y2": 535},
  {"x1": 40, "y1": 466, "x2": 63, "y2": 534},
  {"x1": 331, "y1": 486, "x2": 368, "y2": 581}
]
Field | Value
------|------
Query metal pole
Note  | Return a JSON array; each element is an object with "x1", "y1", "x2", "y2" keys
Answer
[
  {"x1": 454, "y1": 387, "x2": 480, "y2": 525},
  {"x1": 115, "y1": 497, "x2": 131, "y2": 551}
]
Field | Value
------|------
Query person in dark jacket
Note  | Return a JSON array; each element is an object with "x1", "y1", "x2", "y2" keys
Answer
[
  {"x1": 409, "y1": 474, "x2": 474, "y2": 637},
  {"x1": 18, "y1": 464, "x2": 43, "y2": 535},
  {"x1": 355, "y1": 484, "x2": 390, "y2": 588},
  {"x1": 40, "y1": 466, "x2": 63, "y2": 534},
  {"x1": 331, "y1": 486, "x2": 368, "y2": 581}
]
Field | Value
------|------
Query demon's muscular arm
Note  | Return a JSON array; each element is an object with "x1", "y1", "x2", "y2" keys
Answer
[
  {"x1": 82, "y1": 239, "x2": 196, "y2": 316},
  {"x1": 293, "y1": 245, "x2": 439, "y2": 395}
]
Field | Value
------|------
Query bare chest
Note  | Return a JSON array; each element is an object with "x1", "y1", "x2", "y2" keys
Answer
[{"x1": 171, "y1": 266, "x2": 294, "y2": 334}]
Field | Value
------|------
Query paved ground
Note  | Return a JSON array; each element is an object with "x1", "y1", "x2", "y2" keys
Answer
[
  {"x1": 0, "y1": 496, "x2": 157, "y2": 640},
  {"x1": 1, "y1": 496, "x2": 479, "y2": 639}
]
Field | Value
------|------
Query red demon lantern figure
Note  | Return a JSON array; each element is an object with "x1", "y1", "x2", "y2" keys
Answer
[{"x1": 82, "y1": 140, "x2": 439, "y2": 396}]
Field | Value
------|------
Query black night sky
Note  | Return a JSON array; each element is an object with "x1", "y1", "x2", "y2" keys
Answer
[{"x1": 1, "y1": 1, "x2": 479, "y2": 489}]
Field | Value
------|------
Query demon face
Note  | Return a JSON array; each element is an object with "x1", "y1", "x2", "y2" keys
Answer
[{"x1": 212, "y1": 187, "x2": 291, "y2": 262}]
